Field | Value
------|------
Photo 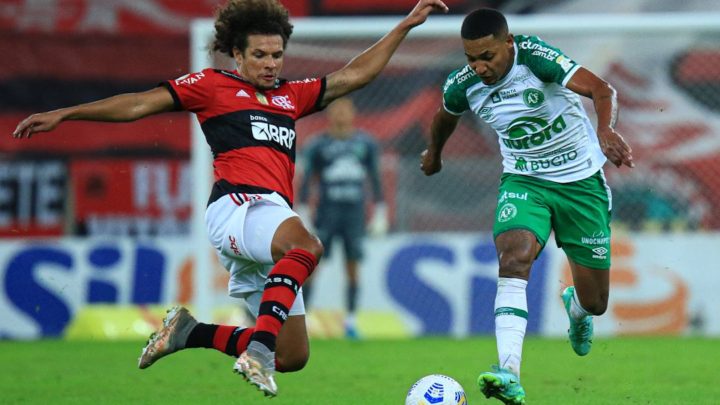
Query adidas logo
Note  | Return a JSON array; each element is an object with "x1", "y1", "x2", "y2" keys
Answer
[{"x1": 236, "y1": 89, "x2": 250, "y2": 98}]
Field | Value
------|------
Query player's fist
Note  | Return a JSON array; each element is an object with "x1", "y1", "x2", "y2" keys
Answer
[
  {"x1": 420, "y1": 149, "x2": 442, "y2": 176},
  {"x1": 598, "y1": 128, "x2": 634, "y2": 168}
]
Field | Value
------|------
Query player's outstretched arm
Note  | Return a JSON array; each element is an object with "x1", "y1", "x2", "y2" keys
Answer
[
  {"x1": 567, "y1": 67, "x2": 634, "y2": 168},
  {"x1": 321, "y1": 0, "x2": 448, "y2": 107},
  {"x1": 421, "y1": 107, "x2": 459, "y2": 176},
  {"x1": 12, "y1": 87, "x2": 175, "y2": 139}
]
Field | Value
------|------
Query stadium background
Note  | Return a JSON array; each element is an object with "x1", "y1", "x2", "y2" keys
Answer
[{"x1": 1, "y1": 0, "x2": 719, "y2": 344}]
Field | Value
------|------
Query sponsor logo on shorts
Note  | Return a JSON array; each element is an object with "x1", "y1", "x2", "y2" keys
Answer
[
  {"x1": 228, "y1": 235, "x2": 241, "y2": 256},
  {"x1": 498, "y1": 203, "x2": 518, "y2": 223},
  {"x1": 499, "y1": 191, "x2": 528, "y2": 203},
  {"x1": 582, "y1": 231, "x2": 610, "y2": 245},
  {"x1": 592, "y1": 246, "x2": 608, "y2": 259}
]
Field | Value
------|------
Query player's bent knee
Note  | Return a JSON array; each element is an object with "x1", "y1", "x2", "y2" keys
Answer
[
  {"x1": 585, "y1": 303, "x2": 607, "y2": 316},
  {"x1": 276, "y1": 349, "x2": 309, "y2": 373},
  {"x1": 274, "y1": 218, "x2": 325, "y2": 261},
  {"x1": 579, "y1": 292, "x2": 608, "y2": 315},
  {"x1": 498, "y1": 253, "x2": 533, "y2": 279},
  {"x1": 300, "y1": 236, "x2": 324, "y2": 261},
  {"x1": 281, "y1": 235, "x2": 324, "y2": 262},
  {"x1": 587, "y1": 296, "x2": 608, "y2": 316}
]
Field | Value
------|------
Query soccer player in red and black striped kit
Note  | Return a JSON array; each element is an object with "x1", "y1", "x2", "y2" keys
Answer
[{"x1": 13, "y1": 0, "x2": 448, "y2": 398}]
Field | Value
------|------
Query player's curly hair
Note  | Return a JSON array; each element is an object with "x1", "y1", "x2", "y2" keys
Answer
[{"x1": 212, "y1": 0, "x2": 293, "y2": 57}]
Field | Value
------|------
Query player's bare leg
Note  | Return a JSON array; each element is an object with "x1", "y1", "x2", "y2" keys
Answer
[
  {"x1": 344, "y1": 258, "x2": 360, "y2": 339},
  {"x1": 562, "y1": 260, "x2": 609, "y2": 355},
  {"x1": 478, "y1": 230, "x2": 537, "y2": 403},
  {"x1": 275, "y1": 314, "x2": 310, "y2": 372},
  {"x1": 235, "y1": 216, "x2": 321, "y2": 397}
]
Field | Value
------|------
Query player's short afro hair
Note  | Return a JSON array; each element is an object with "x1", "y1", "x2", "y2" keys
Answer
[
  {"x1": 461, "y1": 8, "x2": 508, "y2": 40},
  {"x1": 212, "y1": 0, "x2": 293, "y2": 57}
]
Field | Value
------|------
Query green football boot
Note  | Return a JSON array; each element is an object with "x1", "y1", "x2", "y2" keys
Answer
[
  {"x1": 562, "y1": 286, "x2": 593, "y2": 356},
  {"x1": 478, "y1": 365, "x2": 526, "y2": 405}
]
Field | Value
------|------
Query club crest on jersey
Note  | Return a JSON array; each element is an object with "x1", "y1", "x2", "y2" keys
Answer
[
  {"x1": 174, "y1": 72, "x2": 205, "y2": 86},
  {"x1": 523, "y1": 88, "x2": 545, "y2": 107},
  {"x1": 271, "y1": 95, "x2": 295, "y2": 110}
]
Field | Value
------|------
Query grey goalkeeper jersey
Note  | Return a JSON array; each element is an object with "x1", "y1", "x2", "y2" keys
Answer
[
  {"x1": 299, "y1": 131, "x2": 383, "y2": 207},
  {"x1": 442, "y1": 35, "x2": 607, "y2": 183}
]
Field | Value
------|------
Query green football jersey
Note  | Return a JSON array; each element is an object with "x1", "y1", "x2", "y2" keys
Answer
[{"x1": 442, "y1": 35, "x2": 607, "y2": 183}]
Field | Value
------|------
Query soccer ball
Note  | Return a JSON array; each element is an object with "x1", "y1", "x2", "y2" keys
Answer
[{"x1": 405, "y1": 374, "x2": 467, "y2": 405}]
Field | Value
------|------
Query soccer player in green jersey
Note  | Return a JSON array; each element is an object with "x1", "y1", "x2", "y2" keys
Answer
[{"x1": 420, "y1": 8, "x2": 634, "y2": 405}]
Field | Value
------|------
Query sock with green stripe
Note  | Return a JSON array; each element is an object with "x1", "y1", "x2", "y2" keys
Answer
[
  {"x1": 494, "y1": 277, "x2": 528, "y2": 378},
  {"x1": 569, "y1": 288, "x2": 591, "y2": 321}
]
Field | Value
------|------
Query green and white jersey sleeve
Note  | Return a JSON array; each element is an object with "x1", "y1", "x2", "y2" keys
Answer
[
  {"x1": 442, "y1": 65, "x2": 478, "y2": 115},
  {"x1": 441, "y1": 35, "x2": 607, "y2": 183}
]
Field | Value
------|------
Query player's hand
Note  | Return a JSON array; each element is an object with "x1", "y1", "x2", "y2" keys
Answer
[
  {"x1": 420, "y1": 149, "x2": 442, "y2": 176},
  {"x1": 367, "y1": 203, "x2": 389, "y2": 237},
  {"x1": 404, "y1": 0, "x2": 449, "y2": 28},
  {"x1": 13, "y1": 110, "x2": 65, "y2": 139},
  {"x1": 598, "y1": 127, "x2": 634, "y2": 168}
]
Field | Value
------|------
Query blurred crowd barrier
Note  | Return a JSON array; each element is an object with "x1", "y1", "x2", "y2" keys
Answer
[{"x1": 2, "y1": 232, "x2": 718, "y2": 339}]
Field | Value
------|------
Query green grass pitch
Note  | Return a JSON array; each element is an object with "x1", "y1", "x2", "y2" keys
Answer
[{"x1": 1, "y1": 337, "x2": 717, "y2": 404}]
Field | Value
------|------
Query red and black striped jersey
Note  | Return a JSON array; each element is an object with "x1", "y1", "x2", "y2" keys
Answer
[{"x1": 162, "y1": 68, "x2": 326, "y2": 205}]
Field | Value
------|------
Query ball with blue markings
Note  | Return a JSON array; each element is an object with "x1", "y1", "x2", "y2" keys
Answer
[{"x1": 405, "y1": 374, "x2": 467, "y2": 405}]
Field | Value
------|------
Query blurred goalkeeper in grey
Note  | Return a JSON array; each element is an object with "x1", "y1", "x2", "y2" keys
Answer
[{"x1": 298, "y1": 97, "x2": 388, "y2": 339}]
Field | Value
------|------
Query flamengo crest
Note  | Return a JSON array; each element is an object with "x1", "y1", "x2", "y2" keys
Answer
[{"x1": 271, "y1": 95, "x2": 295, "y2": 110}]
